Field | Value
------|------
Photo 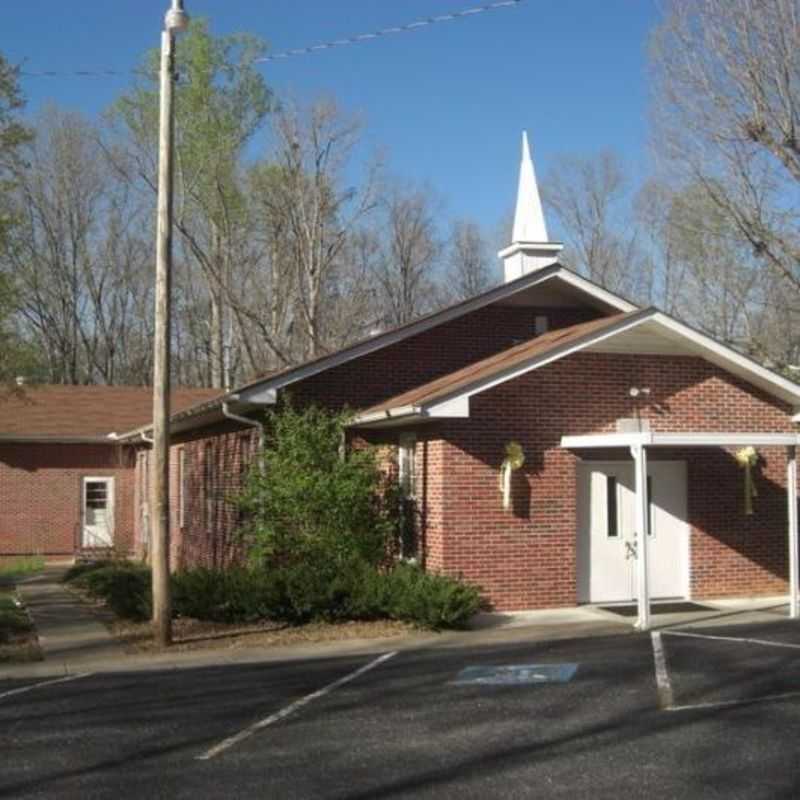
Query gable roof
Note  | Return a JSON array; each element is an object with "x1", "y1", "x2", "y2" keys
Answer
[
  {"x1": 357, "y1": 313, "x2": 634, "y2": 418},
  {"x1": 229, "y1": 264, "x2": 636, "y2": 405},
  {"x1": 353, "y1": 308, "x2": 800, "y2": 427},
  {"x1": 0, "y1": 385, "x2": 221, "y2": 442},
  {"x1": 114, "y1": 263, "x2": 638, "y2": 441}
]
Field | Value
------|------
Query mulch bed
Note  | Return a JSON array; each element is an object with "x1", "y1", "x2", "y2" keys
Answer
[{"x1": 110, "y1": 617, "x2": 414, "y2": 654}]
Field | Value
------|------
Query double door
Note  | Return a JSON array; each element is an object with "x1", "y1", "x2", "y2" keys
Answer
[{"x1": 577, "y1": 460, "x2": 688, "y2": 604}]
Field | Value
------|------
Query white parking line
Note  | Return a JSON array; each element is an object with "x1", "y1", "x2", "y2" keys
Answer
[
  {"x1": 0, "y1": 672, "x2": 92, "y2": 701},
  {"x1": 651, "y1": 632, "x2": 674, "y2": 710},
  {"x1": 668, "y1": 690, "x2": 800, "y2": 713},
  {"x1": 656, "y1": 628, "x2": 800, "y2": 712},
  {"x1": 195, "y1": 651, "x2": 398, "y2": 761},
  {"x1": 663, "y1": 629, "x2": 800, "y2": 651}
]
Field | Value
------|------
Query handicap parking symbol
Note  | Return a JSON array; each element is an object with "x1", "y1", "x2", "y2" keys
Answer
[{"x1": 452, "y1": 663, "x2": 578, "y2": 686}]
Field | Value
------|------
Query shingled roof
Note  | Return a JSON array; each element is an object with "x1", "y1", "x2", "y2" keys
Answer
[
  {"x1": 357, "y1": 313, "x2": 636, "y2": 418},
  {"x1": 0, "y1": 385, "x2": 221, "y2": 442}
]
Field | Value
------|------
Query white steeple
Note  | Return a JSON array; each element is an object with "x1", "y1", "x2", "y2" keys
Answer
[{"x1": 499, "y1": 131, "x2": 563, "y2": 283}]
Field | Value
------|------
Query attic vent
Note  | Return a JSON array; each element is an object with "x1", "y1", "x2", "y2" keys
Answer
[{"x1": 534, "y1": 315, "x2": 549, "y2": 335}]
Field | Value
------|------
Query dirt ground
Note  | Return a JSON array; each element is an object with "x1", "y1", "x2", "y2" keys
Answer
[{"x1": 110, "y1": 616, "x2": 414, "y2": 653}]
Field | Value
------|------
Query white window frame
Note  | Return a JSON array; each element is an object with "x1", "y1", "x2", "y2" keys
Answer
[
  {"x1": 398, "y1": 433, "x2": 417, "y2": 498},
  {"x1": 81, "y1": 476, "x2": 115, "y2": 548}
]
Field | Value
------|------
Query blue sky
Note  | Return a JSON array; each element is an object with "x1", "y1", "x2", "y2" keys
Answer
[{"x1": 5, "y1": 0, "x2": 660, "y2": 233}]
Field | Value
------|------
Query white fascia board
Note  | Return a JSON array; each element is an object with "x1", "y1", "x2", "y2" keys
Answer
[
  {"x1": 561, "y1": 432, "x2": 800, "y2": 449},
  {"x1": 424, "y1": 311, "x2": 654, "y2": 418},
  {"x1": 230, "y1": 387, "x2": 277, "y2": 405},
  {"x1": 561, "y1": 433, "x2": 650, "y2": 449},
  {"x1": 651, "y1": 432, "x2": 800, "y2": 447},
  {"x1": 350, "y1": 405, "x2": 422, "y2": 426},
  {"x1": 649, "y1": 312, "x2": 800, "y2": 406}
]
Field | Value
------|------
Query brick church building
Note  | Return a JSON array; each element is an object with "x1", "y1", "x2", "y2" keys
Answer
[{"x1": 4, "y1": 135, "x2": 800, "y2": 628}]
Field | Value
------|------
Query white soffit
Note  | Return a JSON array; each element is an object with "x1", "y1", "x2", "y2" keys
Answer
[
  {"x1": 562, "y1": 432, "x2": 800, "y2": 449},
  {"x1": 588, "y1": 313, "x2": 800, "y2": 406}
]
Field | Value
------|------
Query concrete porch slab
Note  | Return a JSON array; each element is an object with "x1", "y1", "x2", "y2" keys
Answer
[{"x1": 469, "y1": 596, "x2": 795, "y2": 636}]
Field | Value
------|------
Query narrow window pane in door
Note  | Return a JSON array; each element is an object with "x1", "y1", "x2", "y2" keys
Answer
[{"x1": 607, "y1": 476, "x2": 618, "y2": 538}]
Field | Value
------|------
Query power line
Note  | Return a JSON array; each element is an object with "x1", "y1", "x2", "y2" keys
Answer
[{"x1": 19, "y1": 0, "x2": 524, "y2": 79}]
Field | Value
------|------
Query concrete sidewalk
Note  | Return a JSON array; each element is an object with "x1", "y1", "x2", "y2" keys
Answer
[{"x1": 14, "y1": 565, "x2": 125, "y2": 673}]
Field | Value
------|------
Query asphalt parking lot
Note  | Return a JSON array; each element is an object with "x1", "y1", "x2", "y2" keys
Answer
[{"x1": 3, "y1": 620, "x2": 800, "y2": 799}]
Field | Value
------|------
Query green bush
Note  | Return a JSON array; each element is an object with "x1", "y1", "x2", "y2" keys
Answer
[
  {"x1": 63, "y1": 557, "x2": 481, "y2": 631},
  {"x1": 62, "y1": 560, "x2": 116, "y2": 584},
  {"x1": 172, "y1": 567, "x2": 284, "y2": 624},
  {"x1": 238, "y1": 404, "x2": 401, "y2": 569},
  {"x1": 68, "y1": 562, "x2": 152, "y2": 621},
  {"x1": 270, "y1": 559, "x2": 481, "y2": 629},
  {"x1": 384, "y1": 563, "x2": 482, "y2": 630}
]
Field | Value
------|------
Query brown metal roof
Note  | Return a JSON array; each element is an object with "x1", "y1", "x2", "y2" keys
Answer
[
  {"x1": 359, "y1": 312, "x2": 640, "y2": 415},
  {"x1": 0, "y1": 385, "x2": 222, "y2": 441}
]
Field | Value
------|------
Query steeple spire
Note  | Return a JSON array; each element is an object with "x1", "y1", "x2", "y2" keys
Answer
[
  {"x1": 512, "y1": 131, "x2": 549, "y2": 243},
  {"x1": 499, "y1": 131, "x2": 563, "y2": 282}
]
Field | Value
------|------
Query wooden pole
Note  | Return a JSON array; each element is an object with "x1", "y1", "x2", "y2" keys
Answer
[
  {"x1": 788, "y1": 446, "x2": 799, "y2": 619},
  {"x1": 151, "y1": 23, "x2": 177, "y2": 648}
]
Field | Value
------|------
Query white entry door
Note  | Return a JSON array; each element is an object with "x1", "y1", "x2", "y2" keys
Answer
[
  {"x1": 577, "y1": 461, "x2": 688, "y2": 604},
  {"x1": 82, "y1": 477, "x2": 115, "y2": 549}
]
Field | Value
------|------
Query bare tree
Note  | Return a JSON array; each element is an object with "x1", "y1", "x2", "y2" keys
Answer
[
  {"x1": 4, "y1": 107, "x2": 153, "y2": 384},
  {"x1": 444, "y1": 219, "x2": 496, "y2": 302},
  {"x1": 373, "y1": 184, "x2": 442, "y2": 327},
  {"x1": 650, "y1": 0, "x2": 800, "y2": 366},
  {"x1": 542, "y1": 151, "x2": 651, "y2": 300},
  {"x1": 260, "y1": 100, "x2": 379, "y2": 360}
]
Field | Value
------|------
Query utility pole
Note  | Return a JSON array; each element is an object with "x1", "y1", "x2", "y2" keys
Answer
[{"x1": 151, "y1": 0, "x2": 189, "y2": 648}]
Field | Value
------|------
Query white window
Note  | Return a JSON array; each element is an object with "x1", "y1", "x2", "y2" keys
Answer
[
  {"x1": 82, "y1": 477, "x2": 115, "y2": 549},
  {"x1": 398, "y1": 434, "x2": 417, "y2": 498},
  {"x1": 535, "y1": 315, "x2": 549, "y2": 335}
]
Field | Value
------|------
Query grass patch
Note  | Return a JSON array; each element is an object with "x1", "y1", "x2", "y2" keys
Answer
[
  {"x1": 0, "y1": 589, "x2": 41, "y2": 663},
  {"x1": 0, "y1": 556, "x2": 45, "y2": 586}
]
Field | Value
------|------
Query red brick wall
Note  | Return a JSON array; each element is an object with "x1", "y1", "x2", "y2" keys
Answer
[
  {"x1": 132, "y1": 304, "x2": 599, "y2": 566},
  {"x1": 427, "y1": 353, "x2": 795, "y2": 610},
  {"x1": 169, "y1": 429, "x2": 257, "y2": 570},
  {"x1": 129, "y1": 308, "x2": 798, "y2": 613},
  {"x1": 292, "y1": 305, "x2": 599, "y2": 410},
  {"x1": 0, "y1": 443, "x2": 136, "y2": 556}
]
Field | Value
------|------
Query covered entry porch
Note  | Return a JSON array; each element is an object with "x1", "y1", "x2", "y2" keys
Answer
[{"x1": 562, "y1": 431, "x2": 800, "y2": 630}]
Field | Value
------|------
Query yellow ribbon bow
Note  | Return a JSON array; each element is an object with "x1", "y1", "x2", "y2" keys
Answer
[
  {"x1": 500, "y1": 442, "x2": 525, "y2": 511},
  {"x1": 735, "y1": 446, "x2": 758, "y2": 515}
]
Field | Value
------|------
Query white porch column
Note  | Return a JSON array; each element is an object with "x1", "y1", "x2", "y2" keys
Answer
[
  {"x1": 631, "y1": 443, "x2": 651, "y2": 630},
  {"x1": 788, "y1": 446, "x2": 799, "y2": 619}
]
